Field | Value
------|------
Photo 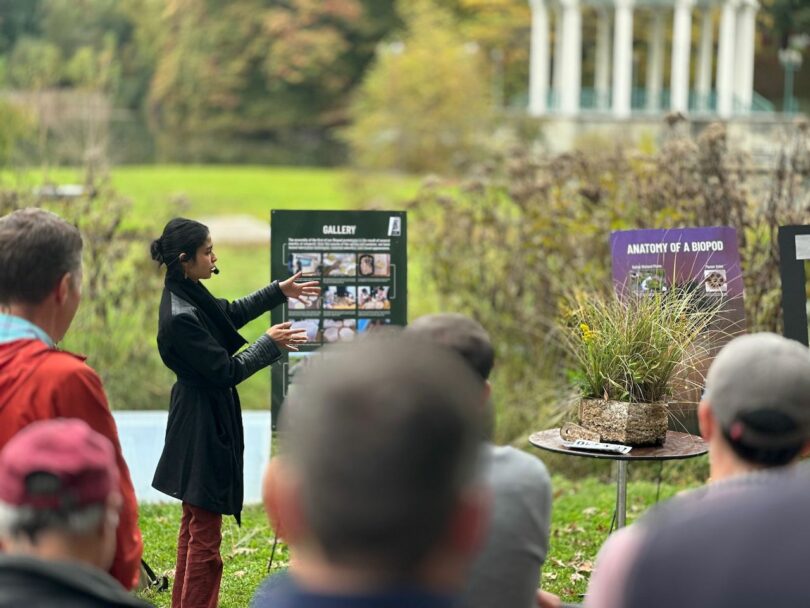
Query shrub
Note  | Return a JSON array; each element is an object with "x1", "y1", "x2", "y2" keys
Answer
[{"x1": 345, "y1": 0, "x2": 492, "y2": 174}]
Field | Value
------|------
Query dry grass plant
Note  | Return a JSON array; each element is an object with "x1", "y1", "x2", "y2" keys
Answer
[{"x1": 560, "y1": 287, "x2": 724, "y2": 404}]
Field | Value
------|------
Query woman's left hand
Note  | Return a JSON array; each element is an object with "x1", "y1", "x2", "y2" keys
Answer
[{"x1": 279, "y1": 271, "x2": 321, "y2": 300}]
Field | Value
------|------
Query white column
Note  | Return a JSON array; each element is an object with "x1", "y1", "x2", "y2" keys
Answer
[
  {"x1": 734, "y1": 0, "x2": 757, "y2": 113},
  {"x1": 670, "y1": 0, "x2": 694, "y2": 113},
  {"x1": 612, "y1": 0, "x2": 634, "y2": 118},
  {"x1": 553, "y1": 6, "x2": 565, "y2": 108},
  {"x1": 696, "y1": 9, "x2": 714, "y2": 111},
  {"x1": 646, "y1": 10, "x2": 665, "y2": 112},
  {"x1": 559, "y1": 0, "x2": 582, "y2": 115},
  {"x1": 717, "y1": 0, "x2": 738, "y2": 117},
  {"x1": 529, "y1": 0, "x2": 551, "y2": 115},
  {"x1": 595, "y1": 9, "x2": 612, "y2": 111}
]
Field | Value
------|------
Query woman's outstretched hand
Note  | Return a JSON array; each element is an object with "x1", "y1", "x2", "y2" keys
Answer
[
  {"x1": 266, "y1": 322, "x2": 308, "y2": 351},
  {"x1": 279, "y1": 272, "x2": 321, "y2": 301}
]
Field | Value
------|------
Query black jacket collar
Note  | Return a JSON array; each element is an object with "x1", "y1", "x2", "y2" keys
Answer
[{"x1": 165, "y1": 276, "x2": 246, "y2": 355}]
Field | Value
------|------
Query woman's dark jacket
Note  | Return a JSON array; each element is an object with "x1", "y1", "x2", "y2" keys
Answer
[{"x1": 152, "y1": 279, "x2": 285, "y2": 522}]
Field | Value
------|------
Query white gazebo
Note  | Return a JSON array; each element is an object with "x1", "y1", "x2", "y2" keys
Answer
[{"x1": 527, "y1": 0, "x2": 765, "y2": 119}]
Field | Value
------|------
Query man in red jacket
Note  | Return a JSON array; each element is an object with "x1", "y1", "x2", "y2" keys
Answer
[{"x1": 0, "y1": 207, "x2": 143, "y2": 590}]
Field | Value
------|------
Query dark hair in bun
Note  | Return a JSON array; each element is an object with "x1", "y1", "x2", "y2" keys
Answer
[
  {"x1": 151, "y1": 218, "x2": 209, "y2": 277},
  {"x1": 150, "y1": 238, "x2": 164, "y2": 263}
]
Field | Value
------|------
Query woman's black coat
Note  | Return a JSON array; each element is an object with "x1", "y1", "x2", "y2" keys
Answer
[{"x1": 152, "y1": 281, "x2": 285, "y2": 522}]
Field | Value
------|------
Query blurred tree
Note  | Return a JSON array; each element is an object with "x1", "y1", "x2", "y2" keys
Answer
[
  {"x1": 452, "y1": 0, "x2": 531, "y2": 107},
  {"x1": 763, "y1": 0, "x2": 810, "y2": 47},
  {"x1": 64, "y1": 34, "x2": 120, "y2": 92},
  {"x1": 345, "y1": 0, "x2": 492, "y2": 173},
  {"x1": 148, "y1": 0, "x2": 397, "y2": 141},
  {"x1": 0, "y1": 100, "x2": 33, "y2": 165},
  {"x1": 0, "y1": 0, "x2": 45, "y2": 54},
  {"x1": 7, "y1": 36, "x2": 62, "y2": 88},
  {"x1": 40, "y1": 0, "x2": 130, "y2": 58}
]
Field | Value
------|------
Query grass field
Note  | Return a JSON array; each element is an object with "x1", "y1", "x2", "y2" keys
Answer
[
  {"x1": 136, "y1": 474, "x2": 698, "y2": 607},
  {"x1": 7, "y1": 165, "x2": 419, "y2": 226}
]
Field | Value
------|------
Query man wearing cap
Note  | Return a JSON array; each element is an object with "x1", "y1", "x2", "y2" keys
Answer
[
  {"x1": 584, "y1": 332, "x2": 810, "y2": 608},
  {"x1": 405, "y1": 314, "x2": 556, "y2": 608},
  {"x1": 0, "y1": 419, "x2": 152, "y2": 607},
  {"x1": 0, "y1": 208, "x2": 142, "y2": 589}
]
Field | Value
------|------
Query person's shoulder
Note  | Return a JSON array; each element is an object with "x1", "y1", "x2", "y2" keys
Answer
[
  {"x1": 29, "y1": 350, "x2": 108, "y2": 408},
  {"x1": 0, "y1": 554, "x2": 151, "y2": 608},
  {"x1": 165, "y1": 294, "x2": 203, "y2": 333},
  {"x1": 252, "y1": 571, "x2": 294, "y2": 608},
  {"x1": 165, "y1": 291, "x2": 198, "y2": 319},
  {"x1": 35, "y1": 349, "x2": 99, "y2": 380},
  {"x1": 488, "y1": 444, "x2": 551, "y2": 484}
]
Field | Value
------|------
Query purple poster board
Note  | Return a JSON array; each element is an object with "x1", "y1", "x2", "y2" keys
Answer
[
  {"x1": 610, "y1": 226, "x2": 747, "y2": 432},
  {"x1": 611, "y1": 226, "x2": 744, "y2": 301}
]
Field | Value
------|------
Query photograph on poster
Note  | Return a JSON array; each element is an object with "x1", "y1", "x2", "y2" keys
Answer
[
  {"x1": 359, "y1": 285, "x2": 390, "y2": 310},
  {"x1": 288, "y1": 292, "x2": 321, "y2": 310},
  {"x1": 290, "y1": 319, "x2": 322, "y2": 343},
  {"x1": 323, "y1": 286, "x2": 357, "y2": 310},
  {"x1": 288, "y1": 252, "x2": 321, "y2": 277},
  {"x1": 629, "y1": 266, "x2": 668, "y2": 294},
  {"x1": 358, "y1": 253, "x2": 391, "y2": 277},
  {"x1": 323, "y1": 319, "x2": 356, "y2": 343},
  {"x1": 704, "y1": 268, "x2": 728, "y2": 293},
  {"x1": 358, "y1": 318, "x2": 392, "y2": 333},
  {"x1": 322, "y1": 252, "x2": 357, "y2": 277}
]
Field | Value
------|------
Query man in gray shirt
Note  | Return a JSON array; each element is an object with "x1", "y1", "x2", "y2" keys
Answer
[{"x1": 406, "y1": 314, "x2": 556, "y2": 608}]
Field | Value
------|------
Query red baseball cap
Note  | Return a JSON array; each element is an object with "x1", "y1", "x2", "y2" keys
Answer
[{"x1": 0, "y1": 418, "x2": 118, "y2": 510}]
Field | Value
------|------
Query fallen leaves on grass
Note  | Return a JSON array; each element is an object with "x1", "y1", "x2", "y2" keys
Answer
[{"x1": 229, "y1": 547, "x2": 258, "y2": 558}]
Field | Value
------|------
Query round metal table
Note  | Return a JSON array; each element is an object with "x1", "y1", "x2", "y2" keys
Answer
[{"x1": 529, "y1": 429, "x2": 708, "y2": 528}]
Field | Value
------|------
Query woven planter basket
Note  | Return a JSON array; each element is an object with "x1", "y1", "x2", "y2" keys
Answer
[{"x1": 578, "y1": 398, "x2": 668, "y2": 446}]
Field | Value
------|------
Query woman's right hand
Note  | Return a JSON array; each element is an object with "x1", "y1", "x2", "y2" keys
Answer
[{"x1": 266, "y1": 322, "x2": 308, "y2": 351}]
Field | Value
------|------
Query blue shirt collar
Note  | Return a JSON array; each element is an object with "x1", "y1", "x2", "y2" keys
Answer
[{"x1": 0, "y1": 314, "x2": 55, "y2": 347}]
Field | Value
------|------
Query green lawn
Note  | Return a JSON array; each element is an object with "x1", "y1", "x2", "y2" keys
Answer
[
  {"x1": 136, "y1": 474, "x2": 700, "y2": 607},
  {"x1": 7, "y1": 165, "x2": 419, "y2": 227}
]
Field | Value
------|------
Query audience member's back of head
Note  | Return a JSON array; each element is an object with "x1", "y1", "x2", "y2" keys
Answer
[
  {"x1": 702, "y1": 332, "x2": 810, "y2": 467},
  {"x1": 0, "y1": 208, "x2": 83, "y2": 306},
  {"x1": 0, "y1": 418, "x2": 120, "y2": 570},
  {"x1": 405, "y1": 313, "x2": 494, "y2": 382},
  {"x1": 277, "y1": 332, "x2": 484, "y2": 578}
]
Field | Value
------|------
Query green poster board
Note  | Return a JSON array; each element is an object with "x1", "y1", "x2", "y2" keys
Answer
[{"x1": 270, "y1": 210, "x2": 407, "y2": 428}]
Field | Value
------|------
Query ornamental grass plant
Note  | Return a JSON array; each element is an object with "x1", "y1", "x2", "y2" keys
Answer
[{"x1": 561, "y1": 287, "x2": 723, "y2": 404}]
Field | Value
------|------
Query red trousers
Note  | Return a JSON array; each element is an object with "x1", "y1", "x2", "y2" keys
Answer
[{"x1": 172, "y1": 503, "x2": 223, "y2": 608}]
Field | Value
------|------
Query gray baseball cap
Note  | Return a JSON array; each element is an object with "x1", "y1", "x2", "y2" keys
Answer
[{"x1": 703, "y1": 332, "x2": 810, "y2": 448}]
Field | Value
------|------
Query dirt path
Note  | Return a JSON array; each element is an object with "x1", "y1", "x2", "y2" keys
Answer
[{"x1": 199, "y1": 214, "x2": 269, "y2": 246}]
